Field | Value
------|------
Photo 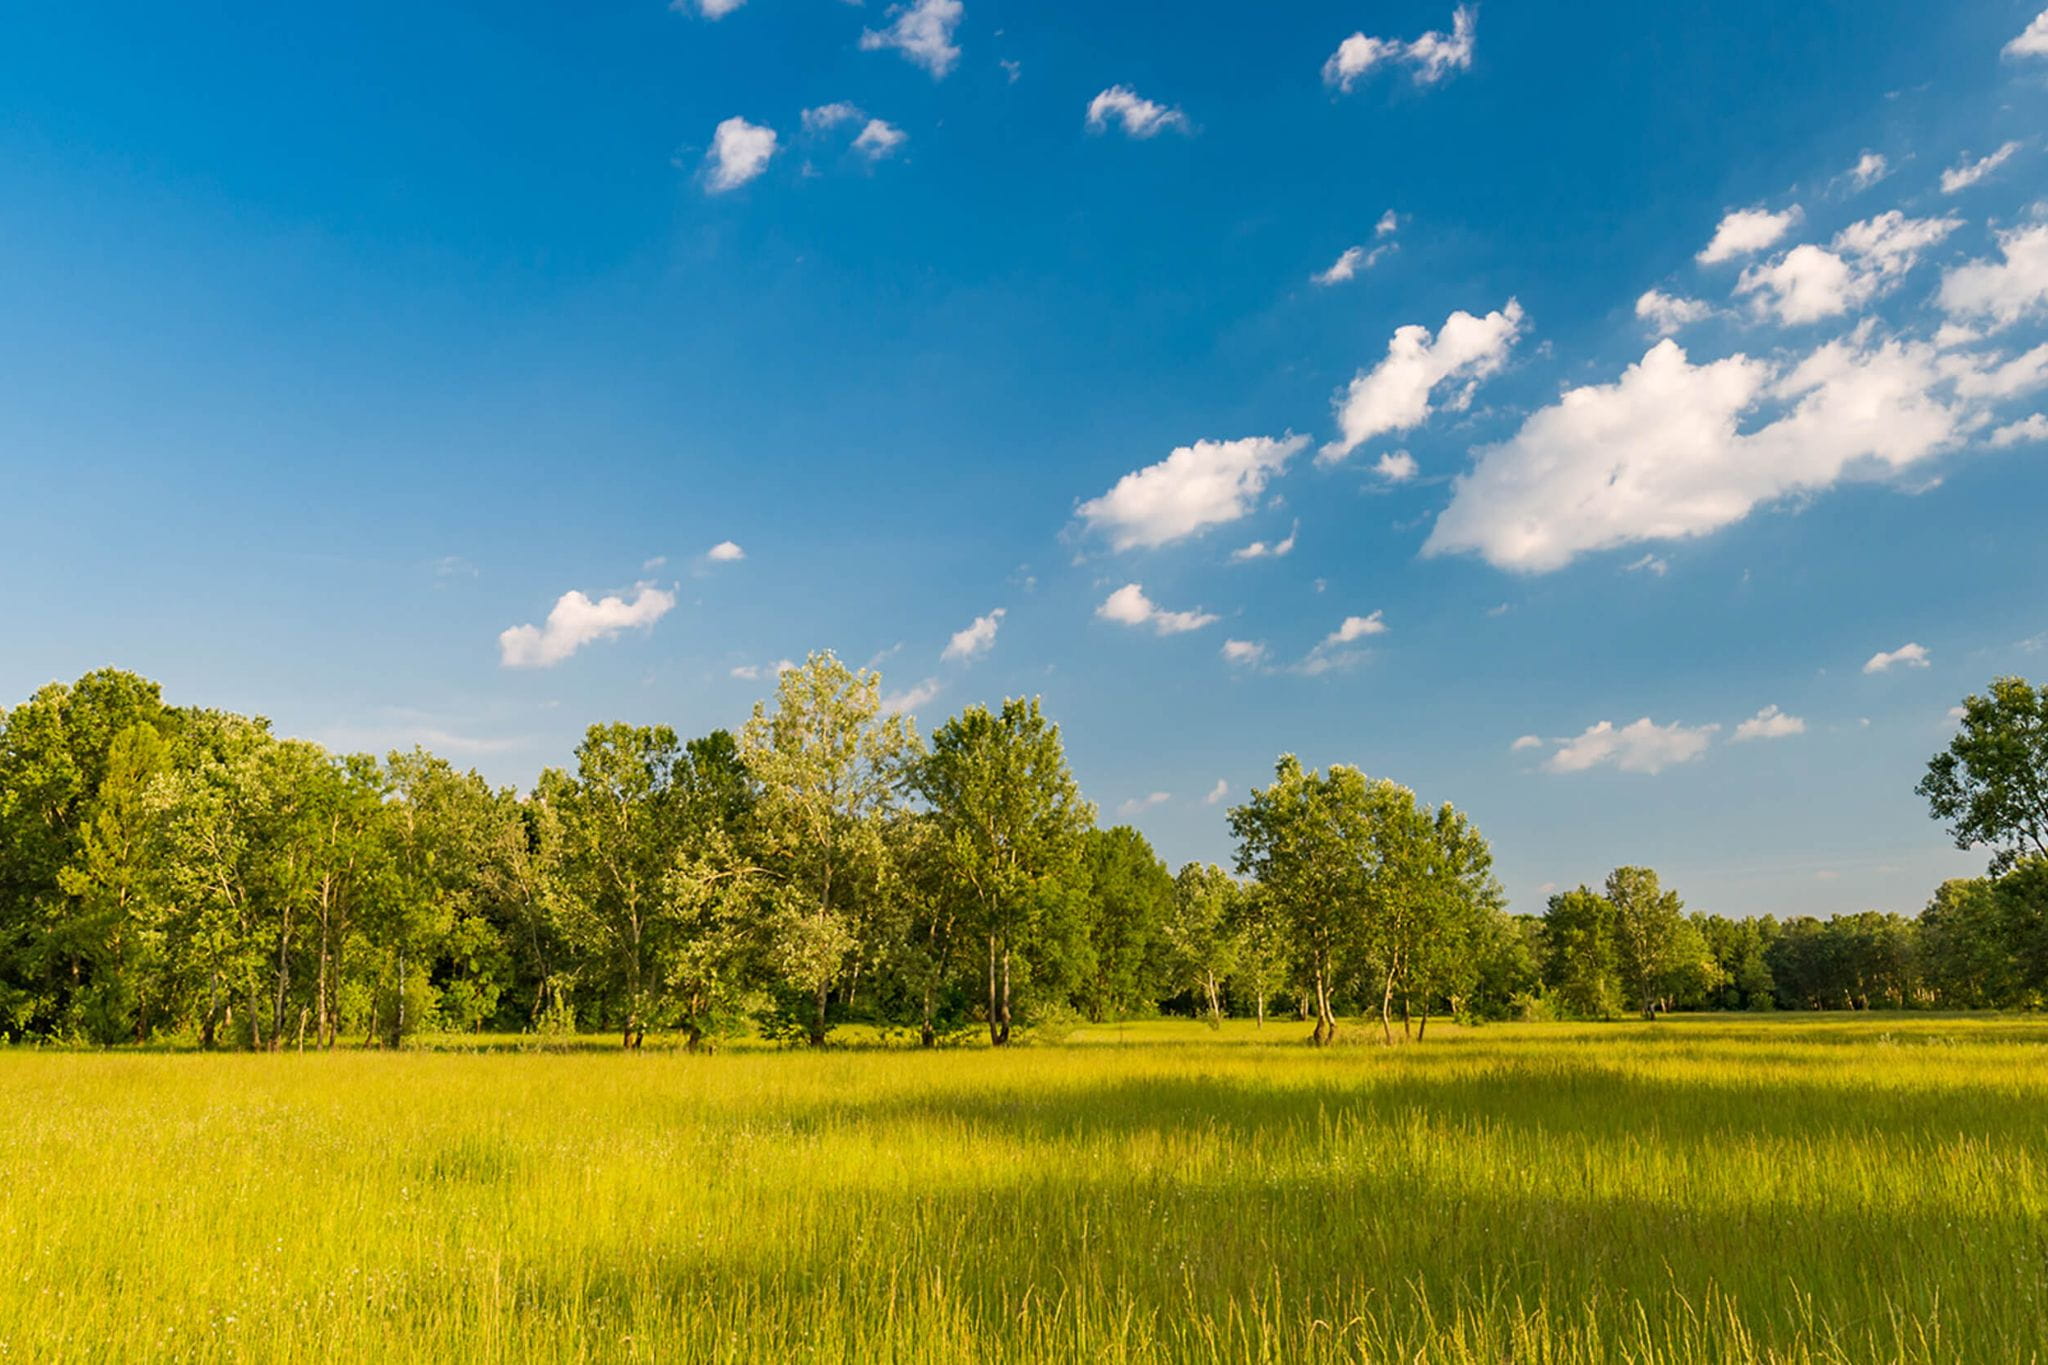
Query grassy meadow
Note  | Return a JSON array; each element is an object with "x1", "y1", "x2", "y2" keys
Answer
[{"x1": 1, "y1": 1016, "x2": 2043, "y2": 1363}]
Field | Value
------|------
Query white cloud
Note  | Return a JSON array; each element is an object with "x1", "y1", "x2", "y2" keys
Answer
[
  {"x1": 1732, "y1": 704, "x2": 1806, "y2": 741},
  {"x1": 1546, "y1": 718, "x2": 1718, "y2": 775},
  {"x1": 881, "y1": 677, "x2": 943, "y2": 715},
  {"x1": 1376, "y1": 210, "x2": 1400, "y2": 237},
  {"x1": 499, "y1": 582, "x2": 676, "y2": 669},
  {"x1": 1946, "y1": 342, "x2": 2048, "y2": 400},
  {"x1": 1426, "y1": 333, "x2": 1981, "y2": 572},
  {"x1": 801, "y1": 102, "x2": 863, "y2": 133},
  {"x1": 1624, "y1": 553, "x2": 1668, "y2": 576},
  {"x1": 731, "y1": 658, "x2": 797, "y2": 681},
  {"x1": 853, "y1": 119, "x2": 908, "y2": 160},
  {"x1": 1117, "y1": 791, "x2": 1172, "y2": 817},
  {"x1": 1847, "y1": 151, "x2": 1890, "y2": 190},
  {"x1": 1079, "y1": 434, "x2": 1308, "y2": 549},
  {"x1": 677, "y1": 0, "x2": 746, "y2": 18},
  {"x1": 1697, "y1": 206, "x2": 1802, "y2": 264},
  {"x1": 1635, "y1": 289, "x2": 1714, "y2": 336},
  {"x1": 1735, "y1": 212, "x2": 1958, "y2": 324},
  {"x1": 1510, "y1": 734, "x2": 1544, "y2": 752},
  {"x1": 1941, "y1": 224, "x2": 2048, "y2": 327},
  {"x1": 1085, "y1": 86, "x2": 1190, "y2": 138},
  {"x1": 1221, "y1": 638, "x2": 1267, "y2": 666},
  {"x1": 704, "y1": 117, "x2": 778, "y2": 192},
  {"x1": 1097, "y1": 584, "x2": 1218, "y2": 635},
  {"x1": 705, "y1": 540, "x2": 746, "y2": 562},
  {"x1": 1313, "y1": 246, "x2": 1367, "y2": 286},
  {"x1": 942, "y1": 608, "x2": 1005, "y2": 662},
  {"x1": 1323, "y1": 611, "x2": 1387, "y2": 646},
  {"x1": 1991, "y1": 413, "x2": 2048, "y2": 446},
  {"x1": 1323, "y1": 6, "x2": 1475, "y2": 91},
  {"x1": 1230, "y1": 521, "x2": 1298, "y2": 561},
  {"x1": 1321, "y1": 300, "x2": 1525, "y2": 462},
  {"x1": 2008, "y1": 10, "x2": 2048, "y2": 57},
  {"x1": 1375, "y1": 450, "x2": 1420, "y2": 483},
  {"x1": 1863, "y1": 642, "x2": 1930, "y2": 674},
  {"x1": 859, "y1": 0, "x2": 963, "y2": 78},
  {"x1": 1203, "y1": 778, "x2": 1230, "y2": 805},
  {"x1": 1941, "y1": 141, "x2": 2022, "y2": 194}
]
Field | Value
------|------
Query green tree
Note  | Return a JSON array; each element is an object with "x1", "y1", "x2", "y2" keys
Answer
[
  {"x1": 741, "y1": 653, "x2": 921, "y2": 1046},
  {"x1": 1606, "y1": 866, "x2": 1691, "y2": 1020},
  {"x1": 915, "y1": 697, "x2": 1093, "y2": 1046},
  {"x1": 1077, "y1": 826, "x2": 1173, "y2": 1022},
  {"x1": 1543, "y1": 887, "x2": 1620, "y2": 1019},
  {"x1": 1165, "y1": 863, "x2": 1239, "y2": 1026},
  {"x1": 1918, "y1": 677, "x2": 2048, "y2": 873}
]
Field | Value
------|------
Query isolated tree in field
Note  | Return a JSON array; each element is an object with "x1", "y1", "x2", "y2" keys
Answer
[
  {"x1": 1918, "y1": 677, "x2": 2048, "y2": 873},
  {"x1": 1231, "y1": 756, "x2": 1389, "y2": 1046},
  {"x1": 915, "y1": 697, "x2": 1093, "y2": 1047},
  {"x1": 742, "y1": 653, "x2": 920, "y2": 1046},
  {"x1": 1606, "y1": 866, "x2": 1690, "y2": 1020},
  {"x1": 1165, "y1": 863, "x2": 1239, "y2": 1026}
]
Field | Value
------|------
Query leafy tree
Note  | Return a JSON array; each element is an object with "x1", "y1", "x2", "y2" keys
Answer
[
  {"x1": 742, "y1": 653, "x2": 920, "y2": 1046},
  {"x1": 1402, "y1": 801, "x2": 1506, "y2": 1038},
  {"x1": 1543, "y1": 887, "x2": 1619, "y2": 1018},
  {"x1": 1606, "y1": 866, "x2": 1694, "y2": 1020},
  {"x1": 1224, "y1": 881, "x2": 1287, "y2": 1027},
  {"x1": 1165, "y1": 863, "x2": 1239, "y2": 1026},
  {"x1": 1077, "y1": 826, "x2": 1173, "y2": 1022},
  {"x1": 1918, "y1": 677, "x2": 2048, "y2": 873},
  {"x1": 1918, "y1": 877, "x2": 2015, "y2": 1007},
  {"x1": 915, "y1": 697, "x2": 1093, "y2": 1047}
]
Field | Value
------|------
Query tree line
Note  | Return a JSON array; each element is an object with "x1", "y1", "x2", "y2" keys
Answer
[{"x1": 2, "y1": 663, "x2": 2043, "y2": 1047}]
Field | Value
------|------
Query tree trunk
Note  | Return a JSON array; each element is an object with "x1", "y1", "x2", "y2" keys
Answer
[
  {"x1": 1311, "y1": 965, "x2": 1334, "y2": 1046},
  {"x1": 1379, "y1": 967, "x2": 1397, "y2": 1046},
  {"x1": 1254, "y1": 989, "x2": 1266, "y2": 1029},
  {"x1": 1417, "y1": 1003, "x2": 1430, "y2": 1042},
  {"x1": 998, "y1": 949, "x2": 1013, "y2": 1046}
]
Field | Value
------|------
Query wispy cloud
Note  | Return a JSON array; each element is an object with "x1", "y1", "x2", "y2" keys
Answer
[{"x1": 499, "y1": 582, "x2": 676, "y2": 669}]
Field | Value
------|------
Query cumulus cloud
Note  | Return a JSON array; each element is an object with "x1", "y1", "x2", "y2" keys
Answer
[
  {"x1": 859, "y1": 0, "x2": 963, "y2": 78},
  {"x1": 1940, "y1": 142, "x2": 2022, "y2": 194},
  {"x1": 1636, "y1": 289, "x2": 1714, "y2": 336},
  {"x1": 1321, "y1": 300, "x2": 1525, "y2": 462},
  {"x1": 1117, "y1": 791, "x2": 1172, "y2": 817},
  {"x1": 1230, "y1": 521, "x2": 1298, "y2": 561},
  {"x1": 1426, "y1": 332, "x2": 1990, "y2": 572},
  {"x1": 704, "y1": 117, "x2": 778, "y2": 192},
  {"x1": 1735, "y1": 211, "x2": 1959, "y2": 324},
  {"x1": 881, "y1": 677, "x2": 943, "y2": 715},
  {"x1": 1221, "y1": 639, "x2": 1268, "y2": 666},
  {"x1": 1991, "y1": 413, "x2": 2048, "y2": 446},
  {"x1": 1323, "y1": 612, "x2": 1388, "y2": 646},
  {"x1": 1863, "y1": 642, "x2": 1930, "y2": 674},
  {"x1": 499, "y1": 582, "x2": 676, "y2": 668},
  {"x1": 2008, "y1": 10, "x2": 2048, "y2": 57},
  {"x1": 1846, "y1": 151, "x2": 1890, "y2": 190},
  {"x1": 1079, "y1": 434, "x2": 1308, "y2": 549},
  {"x1": 1697, "y1": 206, "x2": 1802, "y2": 264},
  {"x1": 1546, "y1": 718, "x2": 1718, "y2": 774},
  {"x1": 1323, "y1": 6, "x2": 1475, "y2": 91},
  {"x1": 942, "y1": 608, "x2": 1005, "y2": 662},
  {"x1": 1097, "y1": 584, "x2": 1218, "y2": 635},
  {"x1": 1732, "y1": 704, "x2": 1806, "y2": 741},
  {"x1": 801, "y1": 102, "x2": 863, "y2": 132},
  {"x1": 1086, "y1": 86, "x2": 1190, "y2": 138},
  {"x1": 852, "y1": 119, "x2": 908, "y2": 160},
  {"x1": 1941, "y1": 224, "x2": 2048, "y2": 327},
  {"x1": 705, "y1": 540, "x2": 746, "y2": 562},
  {"x1": 1204, "y1": 778, "x2": 1230, "y2": 805},
  {"x1": 1375, "y1": 450, "x2": 1420, "y2": 483}
]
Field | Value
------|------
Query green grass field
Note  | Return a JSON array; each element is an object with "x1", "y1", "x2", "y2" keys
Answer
[{"x1": 1, "y1": 1016, "x2": 2042, "y2": 1363}]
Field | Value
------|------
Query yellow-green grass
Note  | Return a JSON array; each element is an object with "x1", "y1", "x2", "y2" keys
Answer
[{"x1": 1, "y1": 1016, "x2": 2043, "y2": 1362}]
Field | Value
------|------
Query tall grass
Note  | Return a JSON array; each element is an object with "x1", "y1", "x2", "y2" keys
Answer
[{"x1": 0, "y1": 1015, "x2": 2041, "y2": 1362}]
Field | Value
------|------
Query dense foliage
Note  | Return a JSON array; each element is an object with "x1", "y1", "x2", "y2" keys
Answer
[{"x1": 2, "y1": 664, "x2": 2043, "y2": 1046}]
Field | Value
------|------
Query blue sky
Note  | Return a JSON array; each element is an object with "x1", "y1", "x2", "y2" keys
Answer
[{"x1": 5, "y1": 0, "x2": 2047, "y2": 917}]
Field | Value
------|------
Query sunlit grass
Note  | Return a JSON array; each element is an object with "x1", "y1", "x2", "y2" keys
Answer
[{"x1": 1, "y1": 1015, "x2": 2042, "y2": 1362}]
